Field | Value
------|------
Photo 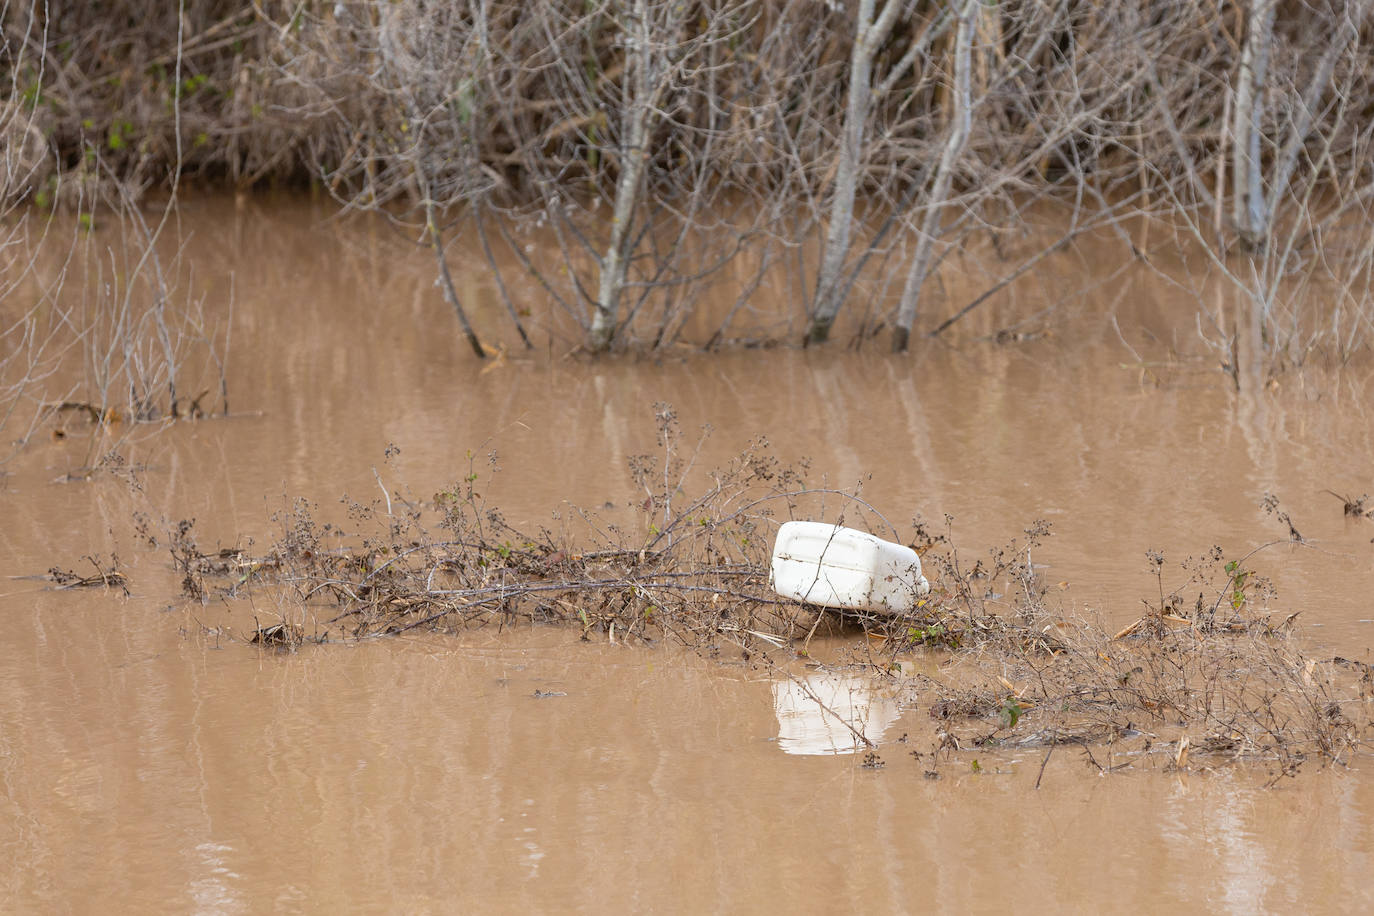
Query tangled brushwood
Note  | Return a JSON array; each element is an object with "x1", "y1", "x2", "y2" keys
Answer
[
  {"x1": 8, "y1": 2, "x2": 1374, "y2": 358},
  {"x1": 180, "y1": 409, "x2": 835, "y2": 645},
  {"x1": 896, "y1": 528, "x2": 1372, "y2": 781},
  {"x1": 168, "y1": 412, "x2": 1371, "y2": 776}
]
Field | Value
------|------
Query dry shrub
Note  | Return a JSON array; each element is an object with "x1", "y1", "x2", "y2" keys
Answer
[
  {"x1": 189, "y1": 408, "x2": 826, "y2": 645},
  {"x1": 2, "y1": 191, "x2": 232, "y2": 475},
  {"x1": 4, "y1": 1, "x2": 312, "y2": 202},
  {"x1": 169, "y1": 409, "x2": 1372, "y2": 776},
  {"x1": 9, "y1": 1, "x2": 1374, "y2": 357},
  {"x1": 862, "y1": 519, "x2": 1371, "y2": 779}
]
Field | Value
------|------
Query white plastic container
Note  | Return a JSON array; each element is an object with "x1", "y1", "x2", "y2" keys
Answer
[{"x1": 770, "y1": 521, "x2": 929, "y2": 614}]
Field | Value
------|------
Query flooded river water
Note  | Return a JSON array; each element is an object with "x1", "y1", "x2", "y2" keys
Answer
[{"x1": 3, "y1": 196, "x2": 1374, "y2": 912}]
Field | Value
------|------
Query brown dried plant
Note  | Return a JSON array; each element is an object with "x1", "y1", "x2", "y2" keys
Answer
[{"x1": 165, "y1": 411, "x2": 1372, "y2": 777}]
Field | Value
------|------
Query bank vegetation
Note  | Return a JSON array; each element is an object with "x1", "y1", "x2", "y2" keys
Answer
[{"x1": 4, "y1": 1, "x2": 1374, "y2": 425}]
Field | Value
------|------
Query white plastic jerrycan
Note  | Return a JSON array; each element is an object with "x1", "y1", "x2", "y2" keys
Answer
[{"x1": 770, "y1": 521, "x2": 930, "y2": 614}]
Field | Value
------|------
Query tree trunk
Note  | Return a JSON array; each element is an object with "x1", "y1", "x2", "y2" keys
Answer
[
  {"x1": 805, "y1": 0, "x2": 905, "y2": 346},
  {"x1": 891, "y1": 0, "x2": 977, "y2": 352},
  {"x1": 589, "y1": 0, "x2": 653, "y2": 352},
  {"x1": 1231, "y1": 0, "x2": 1276, "y2": 251}
]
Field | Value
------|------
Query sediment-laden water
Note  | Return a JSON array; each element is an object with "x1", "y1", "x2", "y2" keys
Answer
[{"x1": 3, "y1": 197, "x2": 1373, "y2": 912}]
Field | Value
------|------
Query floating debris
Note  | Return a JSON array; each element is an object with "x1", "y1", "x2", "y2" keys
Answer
[
  {"x1": 47, "y1": 559, "x2": 129, "y2": 594},
  {"x1": 249, "y1": 622, "x2": 303, "y2": 649}
]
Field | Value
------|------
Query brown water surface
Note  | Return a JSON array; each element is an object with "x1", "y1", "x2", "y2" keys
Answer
[{"x1": 3, "y1": 196, "x2": 1374, "y2": 912}]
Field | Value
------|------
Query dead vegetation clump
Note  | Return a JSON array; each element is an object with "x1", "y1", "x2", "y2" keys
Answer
[
  {"x1": 180, "y1": 408, "x2": 823, "y2": 646},
  {"x1": 45, "y1": 555, "x2": 129, "y2": 593},
  {"x1": 167, "y1": 413, "x2": 1371, "y2": 776},
  {"x1": 1324, "y1": 489, "x2": 1373, "y2": 519},
  {"x1": 859, "y1": 520, "x2": 1372, "y2": 780}
]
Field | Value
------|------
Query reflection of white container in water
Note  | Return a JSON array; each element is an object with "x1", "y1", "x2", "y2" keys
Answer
[
  {"x1": 772, "y1": 673, "x2": 900, "y2": 756},
  {"x1": 770, "y1": 521, "x2": 929, "y2": 614}
]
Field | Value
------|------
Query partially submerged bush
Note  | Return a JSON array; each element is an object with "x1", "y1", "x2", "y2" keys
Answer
[
  {"x1": 178, "y1": 407, "x2": 827, "y2": 644},
  {"x1": 167, "y1": 411, "x2": 1371, "y2": 775},
  {"x1": 2, "y1": 184, "x2": 232, "y2": 474},
  {"x1": 9, "y1": 1, "x2": 1374, "y2": 358}
]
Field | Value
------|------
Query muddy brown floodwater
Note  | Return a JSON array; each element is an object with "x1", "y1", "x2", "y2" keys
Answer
[{"x1": 4, "y1": 195, "x2": 1374, "y2": 912}]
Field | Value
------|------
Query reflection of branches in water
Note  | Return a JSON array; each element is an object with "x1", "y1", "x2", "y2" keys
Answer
[
  {"x1": 2, "y1": 194, "x2": 234, "y2": 477},
  {"x1": 3, "y1": 4, "x2": 234, "y2": 476}
]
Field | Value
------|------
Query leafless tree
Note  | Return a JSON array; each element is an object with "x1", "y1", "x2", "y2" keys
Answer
[{"x1": 7, "y1": 0, "x2": 1374, "y2": 366}]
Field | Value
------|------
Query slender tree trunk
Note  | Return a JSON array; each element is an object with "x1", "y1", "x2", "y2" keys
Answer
[
  {"x1": 589, "y1": 0, "x2": 653, "y2": 352},
  {"x1": 1231, "y1": 0, "x2": 1276, "y2": 251},
  {"x1": 426, "y1": 200, "x2": 487, "y2": 359},
  {"x1": 891, "y1": 0, "x2": 977, "y2": 352},
  {"x1": 805, "y1": 0, "x2": 905, "y2": 346}
]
